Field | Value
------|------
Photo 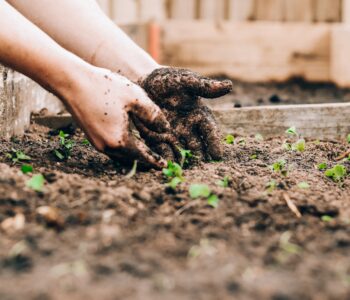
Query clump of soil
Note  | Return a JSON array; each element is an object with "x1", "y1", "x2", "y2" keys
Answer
[{"x1": 0, "y1": 125, "x2": 350, "y2": 300}]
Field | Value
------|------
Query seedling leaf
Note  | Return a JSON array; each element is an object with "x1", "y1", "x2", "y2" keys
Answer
[
  {"x1": 189, "y1": 184, "x2": 211, "y2": 199},
  {"x1": 266, "y1": 180, "x2": 277, "y2": 193},
  {"x1": 207, "y1": 194, "x2": 219, "y2": 208},
  {"x1": 163, "y1": 161, "x2": 183, "y2": 179},
  {"x1": 318, "y1": 163, "x2": 327, "y2": 170},
  {"x1": 167, "y1": 177, "x2": 183, "y2": 190},
  {"x1": 225, "y1": 134, "x2": 235, "y2": 145},
  {"x1": 26, "y1": 174, "x2": 45, "y2": 192},
  {"x1": 321, "y1": 215, "x2": 334, "y2": 222},
  {"x1": 325, "y1": 164, "x2": 347, "y2": 182},
  {"x1": 286, "y1": 126, "x2": 297, "y2": 136},
  {"x1": 347, "y1": 134, "x2": 350, "y2": 144},
  {"x1": 216, "y1": 176, "x2": 230, "y2": 188},
  {"x1": 297, "y1": 182, "x2": 310, "y2": 189},
  {"x1": 292, "y1": 139, "x2": 306, "y2": 152},
  {"x1": 178, "y1": 148, "x2": 193, "y2": 167},
  {"x1": 21, "y1": 164, "x2": 33, "y2": 174},
  {"x1": 125, "y1": 160, "x2": 138, "y2": 179}
]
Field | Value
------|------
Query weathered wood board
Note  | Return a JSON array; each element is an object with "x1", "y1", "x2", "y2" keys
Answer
[
  {"x1": 227, "y1": 0, "x2": 255, "y2": 21},
  {"x1": 284, "y1": 0, "x2": 314, "y2": 22},
  {"x1": 213, "y1": 103, "x2": 350, "y2": 139},
  {"x1": 161, "y1": 21, "x2": 331, "y2": 82},
  {"x1": 168, "y1": 0, "x2": 197, "y2": 20}
]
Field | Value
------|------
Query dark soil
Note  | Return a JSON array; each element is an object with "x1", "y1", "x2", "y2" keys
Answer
[
  {"x1": 0, "y1": 123, "x2": 350, "y2": 300},
  {"x1": 209, "y1": 78, "x2": 350, "y2": 108}
]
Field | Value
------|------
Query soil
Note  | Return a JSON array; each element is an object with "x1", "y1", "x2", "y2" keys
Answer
[{"x1": 0, "y1": 123, "x2": 350, "y2": 300}]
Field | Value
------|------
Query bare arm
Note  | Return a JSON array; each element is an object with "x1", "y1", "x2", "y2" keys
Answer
[{"x1": 6, "y1": 0, "x2": 159, "y2": 82}]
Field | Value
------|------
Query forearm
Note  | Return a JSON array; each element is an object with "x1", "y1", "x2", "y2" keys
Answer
[
  {"x1": 7, "y1": 0, "x2": 159, "y2": 82},
  {"x1": 0, "y1": 1, "x2": 91, "y2": 102}
]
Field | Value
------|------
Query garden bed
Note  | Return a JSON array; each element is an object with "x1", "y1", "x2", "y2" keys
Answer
[{"x1": 0, "y1": 123, "x2": 350, "y2": 300}]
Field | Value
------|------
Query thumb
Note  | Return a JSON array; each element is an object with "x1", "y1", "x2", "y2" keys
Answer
[{"x1": 186, "y1": 77, "x2": 233, "y2": 99}]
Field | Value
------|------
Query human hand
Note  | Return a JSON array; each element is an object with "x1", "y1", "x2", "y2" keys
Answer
[
  {"x1": 138, "y1": 67, "x2": 232, "y2": 161},
  {"x1": 63, "y1": 67, "x2": 170, "y2": 169}
]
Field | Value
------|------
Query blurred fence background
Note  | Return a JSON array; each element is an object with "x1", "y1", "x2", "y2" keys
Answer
[{"x1": 96, "y1": 0, "x2": 347, "y2": 23}]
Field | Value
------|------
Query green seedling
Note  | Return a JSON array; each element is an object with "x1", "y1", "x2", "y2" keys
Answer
[
  {"x1": 163, "y1": 161, "x2": 184, "y2": 190},
  {"x1": 21, "y1": 164, "x2": 33, "y2": 174},
  {"x1": 318, "y1": 162, "x2": 327, "y2": 170},
  {"x1": 82, "y1": 139, "x2": 91, "y2": 146},
  {"x1": 271, "y1": 159, "x2": 288, "y2": 176},
  {"x1": 225, "y1": 134, "x2": 235, "y2": 145},
  {"x1": 321, "y1": 215, "x2": 334, "y2": 222},
  {"x1": 255, "y1": 133, "x2": 264, "y2": 141},
  {"x1": 216, "y1": 176, "x2": 230, "y2": 188},
  {"x1": 279, "y1": 231, "x2": 302, "y2": 255},
  {"x1": 286, "y1": 126, "x2": 297, "y2": 136},
  {"x1": 125, "y1": 160, "x2": 138, "y2": 179},
  {"x1": 282, "y1": 142, "x2": 292, "y2": 151},
  {"x1": 238, "y1": 139, "x2": 246, "y2": 146},
  {"x1": 179, "y1": 148, "x2": 193, "y2": 167},
  {"x1": 54, "y1": 130, "x2": 75, "y2": 160},
  {"x1": 292, "y1": 139, "x2": 306, "y2": 152},
  {"x1": 347, "y1": 134, "x2": 350, "y2": 144},
  {"x1": 189, "y1": 184, "x2": 219, "y2": 208},
  {"x1": 266, "y1": 180, "x2": 277, "y2": 193},
  {"x1": 325, "y1": 165, "x2": 347, "y2": 182},
  {"x1": 250, "y1": 154, "x2": 258, "y2": 160},
  {"x1": 297, "y1": 182, "x2": 310, "y2": 189},
  {"x1": 26, "y1": 174, "x2": 45, "y2": 192},
  {"x1": 7, "y1": 148, "x2": 31, "y2": 164}
]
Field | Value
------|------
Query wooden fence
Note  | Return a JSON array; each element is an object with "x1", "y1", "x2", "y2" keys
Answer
[{"x1": 97, "y1": 0, "x2": 346, "y2": 23}]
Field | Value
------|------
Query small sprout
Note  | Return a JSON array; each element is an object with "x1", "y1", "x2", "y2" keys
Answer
[
  {"x1": 325, "y1": 165, "x2": 347, "y2": 182},
  {"x1": 207, "y1": 194, "x2": 219, "y2": 208},
  {"x1": 318, "y1": 163, "x2": 327, "y2": 170},
  {"x1": 125, "y1": 160, "x2": 137, "y2": 179},
  {"x1": 189, "y1": 184, "x2": 219, "y2": 208},
  {"x1": 250, "y1": 154, "x2": 257, "y2": 160},
  {"x1": 238, "y1": 139, "x2": 246, "y2": 146},
  {"x1": 216, "y1": 176, "x2": 230, "y2": 188},
  {"x1": 266, "y1": 180, "x2": 277, "y2": 193},
  {"x1": 225, "y1": 134, "x2": 235, "y2": 145},
  {"x1": 255, "y1": 133, "x2": 264, "y2": 141},
  {"x1": 82, "y1": 139, "x2": 91, "y2": 146},
  {"x1": 271, "y1": 159, "x2": 287, "y2": 176},
  {"x1": 54, "y1": 130, "x2": 75, "y2": 160},
  {"x1": 321, "y1": 215, "x2": 334, "y2": 222},
  {"x1": 167, "y1": 177, "x2": 183, "y2": 190},
  {"x1": 179, "y1": 148, "x2": 193, "y2": 167},
  {"x1": 21, "y1": 164, "x2": 33, "y2": 174},
  {"x1": 286, "y1": 126, "x2": 297, "y2": 136},
  {"x1": 297, "y1": 182, "x2": 310, "y2": 189},
  {"x1": 347, "y1": 134, "x2": 350, "y2": 144},
  {"x1": 163, "y1": 161, "x2": 183, "y2": 179},
  {"x1": 26, "y1": 174, "x2": 45, "y2": 192},
  {"x1": 189, "y1": 184, "x2": 211, "y2": 199},
  {"x1": 283, "y1": 143, "x2": 292, "y2": 151},
  {"x1": 7, "y1": 149, "x2": 31, "y2": 164},
  {"x1": 292, "y1": 139, "x2": 306, "y2": 152},
  {"x1": 279, "y1": 231, "x2": 302, "y2": 255}
]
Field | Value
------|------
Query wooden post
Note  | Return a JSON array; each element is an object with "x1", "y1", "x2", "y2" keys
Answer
[
  {"x1": 138, "y1": 0, "x2": 167, "y2": 21},
  {"x1": 314, "y1": 0, "x2": 341, "y2": 23},
  {"x1": 284, "y1": 0, "x2": 314, "y2": 22},
  {"x1": 227, "y1": 0, "x2": 256, "y2": 21},
  {"x1": 169, "y1": 0, "x2": 197, "y2": 20},
  {"x1": 342, "y1": 0, "x2": 350, "y2": 23},
  {"x1": 111, "y1": 0, "x2": 138, "y2": 23},
  {"x1": 255, "y1": 0, "x2": 285, "y2": 21},
  {"x1": 198, "y1": 0, "x2": 226, "y2": 20}
]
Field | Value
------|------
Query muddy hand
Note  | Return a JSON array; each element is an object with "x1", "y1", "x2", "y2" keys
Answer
[{"x1": 139, "y1": 67, "x2": 233, "y2": 161}]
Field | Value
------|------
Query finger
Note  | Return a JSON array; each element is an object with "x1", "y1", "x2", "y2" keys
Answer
[
  {"x1": 185, "y1": 76, "x2": 233, "y2": 99},
  {"x1": 130, "y1": 93, "x2": 170, "y2": 133},
  {"x1": 196, "y1": 107, "x2": 223, "y2": 160}
]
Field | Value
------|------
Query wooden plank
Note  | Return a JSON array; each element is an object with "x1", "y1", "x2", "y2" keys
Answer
[
  {"x1": 111, "y1": 0, "x2": 138, "y2": 23},
  {"x1": 198, "y1": 0, "x2": 226, "y2": 20},
  {"x1": 213, "y1": 103, "x2": 350, "y2": 139},
  {"x1": 342, "y1": 0, "x2": 350, "y2": 23},
  {"x1": 161, "y1": 21, "x2": 331, "y2": 82},
  {"x1": 315, "y1": 0, "x2": 341, "y2": 23},
  {"x1": 330, "y1": 26, "x2": 350, "y2": 87},
  {"x1": 138, "y1": 0, "x2": 167, "y2": 21},
  {"x1": 169, "y1": 0, "x2": 197, "y2": 20},
  {"x1": 284, "y1": 0, "x2": 314, "y2": 22},
  {"x1": 227, "y1": 0, "x2": 256, "y2": 21},
  {"x1": 255, "y1": 0, "x2": 285, "y2": 21}
]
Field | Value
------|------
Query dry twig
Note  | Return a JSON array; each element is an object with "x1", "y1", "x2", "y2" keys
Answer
[{"x1": 283, "y1": 193, "x2": 302, "y2": 218}]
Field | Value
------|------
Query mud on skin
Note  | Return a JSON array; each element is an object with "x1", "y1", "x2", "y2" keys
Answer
[{"x1": 138, "y1": 67, "x2": 233, "y2": 162}]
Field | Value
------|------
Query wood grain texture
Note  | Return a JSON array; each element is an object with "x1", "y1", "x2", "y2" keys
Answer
[
  {"x1": 198, "y1": 0, "x2": 226, "y2": 20},
  {"x1": 254, "y1": 0, "x2": 285, "y2": 21},
  {"x1": 169, "y1": 0, "x2": 197, "y2": 20},
  {"x1": 284, "y1": 0, "x2": 314, "y2": 22},
  {"x1": 227, "y1": 0, "x2": 256, "y2": 21},
  {"x1": 314, "y1": 0, "x2": 341, "y2": 22}
]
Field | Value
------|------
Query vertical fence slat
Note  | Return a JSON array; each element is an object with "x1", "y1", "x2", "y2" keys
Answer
[
  {"x1": 169, "y1": 0, "x2": 197, "y2": 20},
  {"x1": 227, "y1": 0, "x2": 255, "y2": 21},
  {"x1": 111, "y1": 0, "x2": 138, "y2": 23},
  {"x1": 255, "y1": 0, "x2": 285, "y2": 21},
  {"x1": 198, "y1": 0, "x2": 226, "y2": 20},
  {"x1": 315, "y1": 0, "x2": 341, "y2": 22},
  {"x1": 138, "y1": 0, "x2": 167, "y2": 21},
  {"x1": 343, "y1": 0, "x2": 350, "y2": 23},
  {"x1": 284, "y1": 0, "x2": 314, "y2": 22}
]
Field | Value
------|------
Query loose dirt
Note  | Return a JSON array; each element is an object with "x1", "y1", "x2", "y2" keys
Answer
[{"x1": 0, "y1": 122, "x2": 350, "y2": 300}]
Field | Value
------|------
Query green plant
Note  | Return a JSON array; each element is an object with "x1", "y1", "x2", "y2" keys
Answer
[
  {"x1": 347, "y1": 134, "x2": 350, "y2": 144},
  {"x1": 26, "y1": 174, "x2": 45, "y2": 192},
  {"x1": 250, "y1": 154, "x2": 258, "y2": 160},
  {"x1": 282, "y1": 142, "x2": 292, "y2": 151},
  {"x1": 82, "y1": 139, "x2": 91, "y2": 146},
  {"x1": 163, "y1": 161, "x2": 184, "y2": 190},
  {"x1": 7, "y1": 148, "x2": 31, "y2": 164},
  {"x1": 297, "y1": 182, "x2": 310, "y2": 189},
  {"x1": 321, "y1": 215, "x2": 334, "y2": 222},
  {"x1": 292, "y1": 139, "x2": 306, "y2": 152},
  {"x1": 266, "y1": 180, "x2": 277, "y2": 193},
  {"x1": 216, "y1": 176, "x2": 230, "y2": 188},
  {"x1": 179, "y1": 148, "x2": 193, "y2": 167},
  {"x1": 189, "y1": 184, "x2": 219, "y2": 208},
  {"x1": 255, "y1": 133, "x2": 264, "y2": 141},
  {"x1": 225, "y1": 134, "x2": 235, "y2": 145},
  {"x1": 325, "y1": 165, "x2": 347, "y2": 182},
  {"x1": 286, "y1": 126, "x2": 297, "y2": 136},
  {"x1": 318, "y1": 163, "x2": 327, "y2": 170},
  {"x1": 54, "y1": 131, "x2": 75, "y2": 160},
  {"x1": 21, "y1": 164, "x2": 33, "y2": 174},
  {"x1": 271, "y1": 159, "x2": 288, "y2": 176},
  {"x1": 238, "y1": 139, "x2": 246, "y2": 146}
]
